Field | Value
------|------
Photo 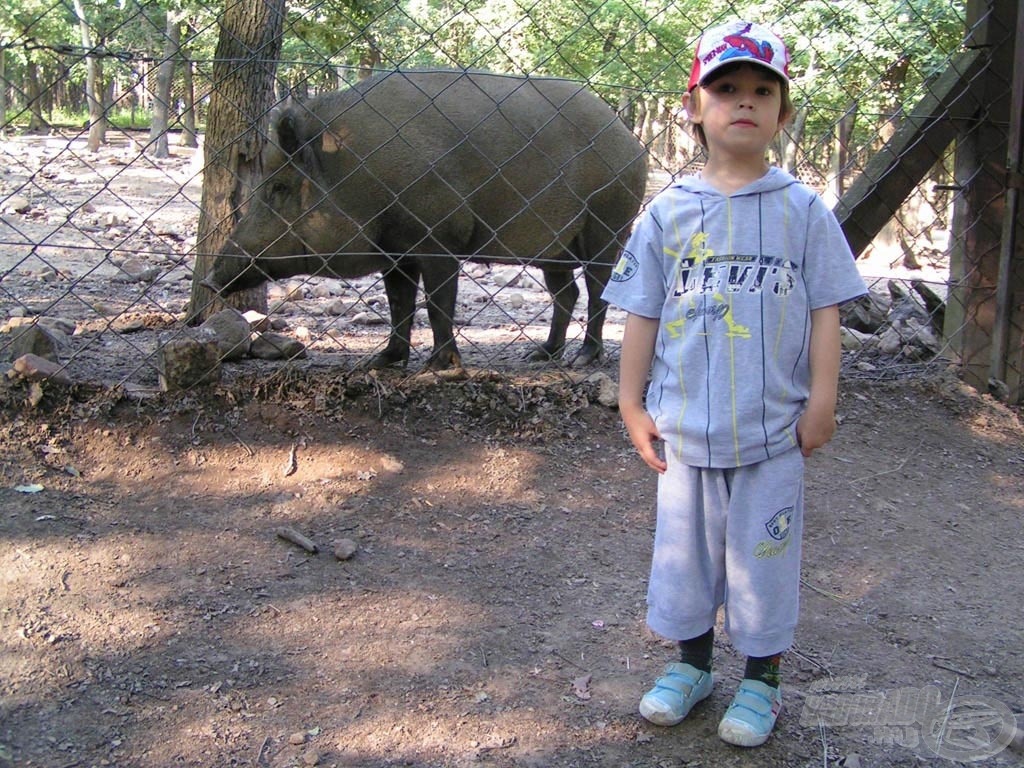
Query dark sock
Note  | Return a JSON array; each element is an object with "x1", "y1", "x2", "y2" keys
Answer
[
  {"x1": 744, "y1": 653, "x2": 782, "y2": 688},
  {"x1": 678, "y1": 627, "x2": 714, "y2": 673}
]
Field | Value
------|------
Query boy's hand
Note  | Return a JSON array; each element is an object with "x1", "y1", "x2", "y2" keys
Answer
[
  {"x1": 796, "y1": 404, "x2": 836, "y2": 457},
  {"x1": 621, "y1": 403, "x2": 668, "y2": 473}
]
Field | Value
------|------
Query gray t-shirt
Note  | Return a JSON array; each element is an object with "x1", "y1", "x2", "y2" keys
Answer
[{"x1": 603, "y1": 168, "x2": 867, "y2": 468}]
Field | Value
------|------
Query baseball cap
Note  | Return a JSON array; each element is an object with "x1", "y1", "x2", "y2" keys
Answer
[{"x1": 688, "y1": 20, "x2": 791, "y2": 91}]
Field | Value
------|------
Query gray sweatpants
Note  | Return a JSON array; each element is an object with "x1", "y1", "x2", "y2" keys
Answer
[{"x1": 646, "y1": 447, "x2": 804, "y2": 658}]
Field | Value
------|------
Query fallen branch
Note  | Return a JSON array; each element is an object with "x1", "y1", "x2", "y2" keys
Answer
[{"x1": 275, "y1": 526, "x2": 318, "y2": 554}]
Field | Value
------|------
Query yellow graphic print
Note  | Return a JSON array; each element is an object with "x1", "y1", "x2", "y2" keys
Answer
[
  {"x1": 687, "y1": 232, "x2": 711, "y2": 266},
  {"x1": 664, "y1": 231, "x2": 703, "y2": 338},
  {"x1": 712, "y1": 292, "x2": 751, "y2": 339},
  {"x1": 666, "y1": 318, "x2": 686, "y2": 338}
]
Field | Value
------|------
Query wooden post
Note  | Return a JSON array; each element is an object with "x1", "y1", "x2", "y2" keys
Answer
[
  {"x1": 989, "y1": 2, "x2": 1024, "y2": 400},
  {"x1": 947, "y1": 0, "x2": 1022, "y2": 398}
]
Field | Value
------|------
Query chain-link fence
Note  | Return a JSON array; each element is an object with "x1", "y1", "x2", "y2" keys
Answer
[{"x1": 1, "y1": 0, "x2": 1021, "y2": 400}]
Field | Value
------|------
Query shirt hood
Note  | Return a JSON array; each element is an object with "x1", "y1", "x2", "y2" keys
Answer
[{"x1": 673, "y1": 166, "x2": 800, "y2": 197}]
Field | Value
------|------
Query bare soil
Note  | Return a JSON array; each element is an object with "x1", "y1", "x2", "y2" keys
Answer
[
  {"x1": 1, "y1": 364, "x2": 1022, "y2": 768},
  {"x1": 1, "y1": 132, "x2": 1022, "y2": 768}
]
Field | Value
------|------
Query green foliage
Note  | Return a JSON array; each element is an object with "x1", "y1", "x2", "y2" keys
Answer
[{"x1": 0, "y1": 0, "x2": 967, "y2": 170}]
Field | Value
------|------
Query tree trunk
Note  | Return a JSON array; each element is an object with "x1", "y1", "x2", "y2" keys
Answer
[
  {"x1": 180, "y1": 28, "x2": 199, "y2": 149},
  {"x1": 186, "y1": 0, "x2": 286, "y2": 324},
  {"x1": 25, "y1": 61, "x2": 49, "y2": 132},
  {"x1": 148, "y1": 13, "x2": 180, "y2": 158},
  {"x1": 73, "y1": 0, "x2": 106, "y2": 151},
  {"x1": 0, "y1": 49, "x2": 7, "y2": 134},
  {"x1": 781, "y1": 107, "x2": 805, "y2": 174}
]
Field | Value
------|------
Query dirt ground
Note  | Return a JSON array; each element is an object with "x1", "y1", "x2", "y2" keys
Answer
[
  {"x1": 2, "y1": 132, "x2": 1023, "y2": 768},
  {"x1": 1, "y1": 362, "x2": 1022, "y2": 768}
]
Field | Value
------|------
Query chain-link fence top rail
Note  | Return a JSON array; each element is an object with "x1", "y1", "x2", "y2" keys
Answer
[{"x1": 0, "y1": 0, "x2": 1017, "y2": 397}]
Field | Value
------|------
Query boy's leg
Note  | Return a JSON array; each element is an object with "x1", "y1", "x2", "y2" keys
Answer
[
  {"x1": 646, "y1": 461, "x2": 728, "y2": 642},
  {"x1": 640, "y1": 461, "x2": 727, "y2": 726},
  {"x1": 679, "y1": 626, "x2": 714, "y2": 672},
  {"x1": 744, "y1": 653, "x2": 782, "y2": 688},
  {"x1": 719, "y1": 449, "x2": 804, "y2": 746},
  {"x1": 722, "y1": 447, "x2": 804, "y2": 658}
]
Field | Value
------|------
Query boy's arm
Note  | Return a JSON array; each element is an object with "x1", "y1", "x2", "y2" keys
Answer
[
  {"x1": 618, "y1": 313, "x2": 667, "y2": 473},
  {"x1": 797, "y1": 304, "x2": 841, "y2": 457}
]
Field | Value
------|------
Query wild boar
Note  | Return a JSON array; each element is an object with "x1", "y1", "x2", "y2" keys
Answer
[{"x1": 204, "y1": 69, "x2": 647, "y2": 369}]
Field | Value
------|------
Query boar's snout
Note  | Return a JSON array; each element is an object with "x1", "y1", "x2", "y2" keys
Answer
[{"x1": 200, "y1": 270, "x2": 223, "y2": 293}]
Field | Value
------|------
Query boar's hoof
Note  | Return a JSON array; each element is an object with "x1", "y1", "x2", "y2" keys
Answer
[
  {"x1": 424, "y1": 349, "x2": 462, "y2": 371},
  {"x1": 569, "y1": 341, "x2": 604, "y2": 368},
  {"x1": 364, "y1": 351, "x2": 409, "y2": 370},
  {"x1": 525, "y1": 342, "x2": 563, "y2": 364}
]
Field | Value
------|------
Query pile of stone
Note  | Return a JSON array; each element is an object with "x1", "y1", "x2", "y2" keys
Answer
[
  {"x1": 1, "y1": 309, "x2": 306, "y2": 393},
  {"x1": 840, "y1": 279, "x2": 946, "y2": 364}
]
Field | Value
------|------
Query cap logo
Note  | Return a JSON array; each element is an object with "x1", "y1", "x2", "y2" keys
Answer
[
  {"x1": 720, "y1": 32, "x2": 774, "y2": 65},
  {"x1": 688, "y1": 20, "x2": 789, "y2": 91}
]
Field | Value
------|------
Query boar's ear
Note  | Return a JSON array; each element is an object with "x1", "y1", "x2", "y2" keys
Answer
[{"x1": 274, "y1": 109, "x2": 302, "y2": 156}]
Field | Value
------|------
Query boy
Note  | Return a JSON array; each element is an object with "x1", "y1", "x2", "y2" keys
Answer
[{"x1": 602, "y1": 20, "x2": 867, "y2": 747}]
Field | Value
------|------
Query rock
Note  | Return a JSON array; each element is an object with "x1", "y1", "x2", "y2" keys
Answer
[
  {"x1": 310, "y1": 282, "x2": 333, "y2": 299},
  {"x1": 37, "y1": 317, "x2": 78, "y2": 336},
  {"x1": 877, "y1": 328, "x2": 902, "y2": 355},
  {"x1": 897, "y1": 316, "x2": 941, "y2": 353},
  {"x1": 463, "y1": 263, "x2": 489, "y2": 279},
  {"x1": 841, "y1": 290, "x2": 890, "y2": 333},
  {"x1": 841, "y1": 327, "x2": 869, "y2": 350},
  {"x1": 242, "y1": 310, "x2": 270, "y2": 333},
  {"x1": 199, "y1": 308, "x2": 251, "y2": 361},
  {"x1": 10, "y1": 354, "x2": 73, "y2": 385},
  {"x1": 4, "y1": 195, "x2": 30, "y2": 213},
  {"x1": 332, "y1": 539, "x2": 358, "y2": 561},
  {"x1": 248, "y1": 332, "x2": 307, "y2": 360},
  {"x1": 0, "y1": 323, "x2": 67, "y2": 363},
  {"x1": 115, "y1": 257, "x2": 160, "y2": 283},
  {"x1": 325, "y1": 298, "x2": 356, "y2": 316},
  {"x1": 1, "y1": 316, "x2": 32, "y2": 331},
  {"x1": 288, "y1": 731, "x2": 307, "y2": 746},
  {"x1": 301, "y1": 749, "x2": 320, "y2": 766},
  {"x1": 156, "y1": 333, "x2": 222, "y2": 391},
  {"x1": 111, "y1": 316, "x2": 146, "y2": 333},
  {"x1": 351, "y1": 311, "x2": 387, "y2": 326},
  {"x1": 588, "y1": 372, "x2": 618, "y2": 408},
  {"x1": 492, "y1": 267, "x2": 520, "y2": 288},
  {"x1": 273, "y1": 280, "x2": 305, "y2": 302}
]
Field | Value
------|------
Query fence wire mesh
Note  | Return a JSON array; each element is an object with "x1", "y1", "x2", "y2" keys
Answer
[{"x1": 0, "y1": 0, "x2": 1021, "y2": 400}]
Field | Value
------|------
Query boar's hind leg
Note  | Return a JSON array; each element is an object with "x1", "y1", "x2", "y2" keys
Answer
[
  {"x1": 527, "y1": 267, "x2": 580, "y2": 363},
  {"x1": 368, "y1": 259, "x2": 421, "y2": 369},
  {"x1": 419, "y1": 256, "x2": 462, "y2": 370},
  {"x1": 573, "y1": 263, "x2": 611, "y2": 367}
]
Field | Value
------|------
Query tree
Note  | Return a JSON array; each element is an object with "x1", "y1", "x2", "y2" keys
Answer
[
  {"x1": 186, "y1": 0, "x2": 287, "y2": 324},
  {"x1": 179, "y1": 22, "x2": 199, "y2": 148},
  {"x1": 147, "y1": 9, "x2": 181, "y2": 158},
  {"x1": 72, "y1": 0, "x2": 106, "y2": 150}
]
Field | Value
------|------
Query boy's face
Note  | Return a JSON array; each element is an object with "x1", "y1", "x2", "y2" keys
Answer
[{"x1": 685, "y1": 64, "x2": 786, "y2": 158}]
